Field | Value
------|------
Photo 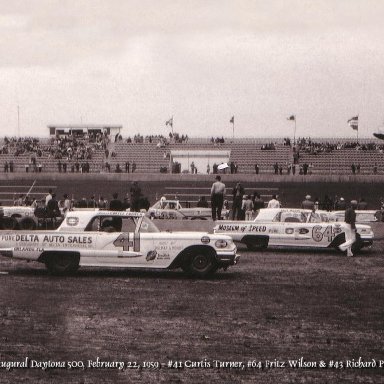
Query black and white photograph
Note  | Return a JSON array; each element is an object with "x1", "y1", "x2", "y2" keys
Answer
[{"x1": 0, "y1": 1, "x2": 383, "y2": 383}]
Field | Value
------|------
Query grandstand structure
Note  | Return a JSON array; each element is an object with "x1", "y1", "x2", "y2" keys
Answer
[{"x1": 0, "y1": 135, "x2": 384, "y2": 175}]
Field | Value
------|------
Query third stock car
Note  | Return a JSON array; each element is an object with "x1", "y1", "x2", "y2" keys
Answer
[
  {"x1": 0, "y1": 210, "x2": 238, "y2": 277},
  {"x1": 148, "y1": 198, "x2": 229, "y2": 220},
  {"x1": 213, "y1": 208, "x2": 374, "y2": 253}
]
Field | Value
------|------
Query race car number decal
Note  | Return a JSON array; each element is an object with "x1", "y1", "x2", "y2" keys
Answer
[
  {"x1": 312, "y1": 225, "x2": 336, "y2": 242},
  {"x1": 113, "y1": 234, "x2": 133, "y2": 251}
]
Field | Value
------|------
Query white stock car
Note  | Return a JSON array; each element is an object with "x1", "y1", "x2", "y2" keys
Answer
[
  {"x1": 214, "y1": 208, "x2": 374, "y2": 253},
  {"x1": 147, "y1": 199, "x2": 229, "y2": 220},
  {"x1": 0, "y1": 210, "x2": 239, "y2": 277},
  {"x1": 0, "y1": 206, "x2": 39, "y2": 230}
]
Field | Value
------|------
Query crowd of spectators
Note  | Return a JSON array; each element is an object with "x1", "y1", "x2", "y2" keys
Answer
[
  {"x1": 261, "y1": 142, "x2": 276, "y2": 150},
  {"x1": 296, "y1": 137, "x2": 384, "y2": 154}
]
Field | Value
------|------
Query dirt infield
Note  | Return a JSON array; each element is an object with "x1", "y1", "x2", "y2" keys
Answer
[{"x1": 0, "y1": 222, "x2": 383, "y2": 383}]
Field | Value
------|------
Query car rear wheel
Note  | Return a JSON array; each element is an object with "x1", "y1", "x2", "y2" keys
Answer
[
  {"x1": 244, "y1": 236, "x2": 268, "y2": 251},
  {"x1": 183, "y1": 250, "x2": 217, "y2": 277},
  {"x1": 45, "y1": 253, "x2": 80, "y2": 275},
  {"x1": 19, "y1": 217, "x2": 37, "y2": 230},
  {"x1": 1, "y1": 217, "x2": 18, "y2": 230}
]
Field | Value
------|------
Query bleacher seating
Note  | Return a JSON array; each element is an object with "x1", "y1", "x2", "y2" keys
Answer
[{"x1": 1, "y1": 136, "x2": 384, "y2": 175}]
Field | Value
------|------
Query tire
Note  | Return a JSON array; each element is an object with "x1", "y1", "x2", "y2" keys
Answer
[
  {"x1": 45, "y1": 253, "x2": 80, "y2": 275},
  {"x1": 0, "y1": 217, "x2": 18, "y2": 230},
  {"x1": 19, "y1": 217, "x2": 37, "y2": 230},
  {"x1": 351, "y1": 234, "x2": 363, "y2": 254},
  {"x1": 183, "y1": 250, "x2": 217, "y2": 277},
  {"x1": 244, "y1": 236, "x2": 268, "y2": 251}
]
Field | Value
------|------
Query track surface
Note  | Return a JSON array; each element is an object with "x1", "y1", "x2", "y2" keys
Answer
[{"x1": 0, "y1": 223, "x2": 383, "y2": 383}]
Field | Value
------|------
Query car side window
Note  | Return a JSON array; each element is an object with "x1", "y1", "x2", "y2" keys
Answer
[
  {"x1": 120, "y1": 217, "x2": 137, "y2": 233},
  {"x1": 309, "y1": 213, "x2": 322, "y2": 223}
]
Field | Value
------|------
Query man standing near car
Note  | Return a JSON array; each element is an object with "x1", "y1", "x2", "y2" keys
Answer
[
  {"x1": 339, "y1": 200, "x2": 357, "y2": 257},
  {"x1": 211, "y1": 175, "x2": 226, "y2": 221},
  {"x1": 232, "y1": 182, "x2": 245, "y2": 220}
]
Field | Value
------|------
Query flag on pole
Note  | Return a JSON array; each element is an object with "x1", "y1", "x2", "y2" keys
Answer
[
  {"x1": 287, "y1": 115, "x2": 295, "y2": 121},
  {"x1": 347, "y1": 115, "x2": 358, "y2": 130},
  {"x1": 230, "y1": 116, "x2": 234, "y2": 124},
  {"x1": 165, "y1": 117, "x2": 173, "y2": 128}
]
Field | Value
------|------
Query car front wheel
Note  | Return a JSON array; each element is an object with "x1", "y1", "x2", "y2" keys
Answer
[
  {"x1": 45, "y1": 252, "x2": 80, "y2": 275},
  {"x1": 183, "y1": 250, "x2": 217, "y2": 277}
]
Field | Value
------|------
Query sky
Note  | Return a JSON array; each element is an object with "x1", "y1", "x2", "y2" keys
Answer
[{"x1": 1, "y1": 0, "x2": 384, "y2": 139}]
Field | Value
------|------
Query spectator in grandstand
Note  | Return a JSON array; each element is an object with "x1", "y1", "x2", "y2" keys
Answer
[
  {"x1": 339, "y1": 200, "x2": 357, "y2": 257},
  {"x1": 4, "y1": 161, "x2": 8, "y2": 172},
  {"x1": 211, "y1": 175, "x2": 226, "y2": 221},
  {"x1": 232, "y1": 182, "x2": 245, "y2": 220},
  {"x1": 351, "y1": 163, "x2": 356, "y2": 174},
  {"x1": 357, "y1": 163, "x2": 361, "y2": 174},
  {"x1": 206, "y1": 164, "x2": 210, "y2": 174},
  {"x1": 357, "y1": 198, "x2": 368, "y2": 210},
  {"x1": 301, "y1": 195, "x2": 314, "y2": 210},
  {"x1": 242, "y1": 195, "x2": 254, "y2": 221},
  {"x1": 267, "y1": 194, "x2": 281, "y2": 208},
  {"x1": 273, "y1": 162, "x2": 279, "y2": 174},
  {"x1": 132, "y1": 162, "x2": 137, "y2": 173},
  {"x1": 373, "y1": 163, "x2": 378, "y2": 174},
  {"x1": 197, "y1": 196, "x2": 209, "y2": 208},
  {"x1": 9, "y1": 160, "x2": 14, "y2": 172},
  {"x1": 125, "y1": 161, "x2": 130, "y2": 173},
  {"x1": 252, "y1": 192, "x2": 264, "y2": 210},
  {"x1": 255, "y1": 164, "x2": 259, "y2": 174}
]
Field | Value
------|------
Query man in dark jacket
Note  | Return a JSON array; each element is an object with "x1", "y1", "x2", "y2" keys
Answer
[{"x1": 232, "y1": 182, "x2": 245, "y2": 220}]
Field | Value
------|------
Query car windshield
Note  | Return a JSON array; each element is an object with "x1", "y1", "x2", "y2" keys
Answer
[
  {"x1": 138, "y1": 216, "x2": 160, "y2": 233},
  {"x1": 86, "y1": 215, "x2": 160, "y2": 233},
  {"x1": 279, "y1": 211, "x2": 307, "y2": 223},
  {"x1": 307, "y1": 212, "x2": 328, "y2": 223}
]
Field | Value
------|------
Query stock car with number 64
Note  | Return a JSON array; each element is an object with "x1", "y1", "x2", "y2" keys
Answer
[
  {"x1": 213, "y1": 208, "x2": 374, "y2": 253},
  {"x1": 0, "y1": 210, "x2": 239, "y2": 277}
]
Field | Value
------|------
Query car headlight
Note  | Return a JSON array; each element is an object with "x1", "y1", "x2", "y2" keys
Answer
[{"x1": 215, "y1": 239, "x2": 231, "y2": 248}]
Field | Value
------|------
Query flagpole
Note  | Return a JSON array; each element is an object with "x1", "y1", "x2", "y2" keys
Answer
[
  {"x1": 232, "y1": 120, "x2": 234, "y2": 141},
  {"x1": 294, "y1": 115, "x2": 297, "y2": 145}
]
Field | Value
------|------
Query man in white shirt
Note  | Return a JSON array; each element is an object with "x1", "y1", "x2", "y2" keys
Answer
[
  {"x1": 210, "y1": 175, "x2": 226, "y2": 220},
  {"x1": 267, "y1": 194, "x2": 281, "y2": 208},
  {"x1": 45, "y1": 189, "x2": 53, "y2": 206}
]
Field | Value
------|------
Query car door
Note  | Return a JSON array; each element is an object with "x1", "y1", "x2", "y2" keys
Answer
[{"x1": 85, "y1": 216, "x2": 143, "y2": 267}]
